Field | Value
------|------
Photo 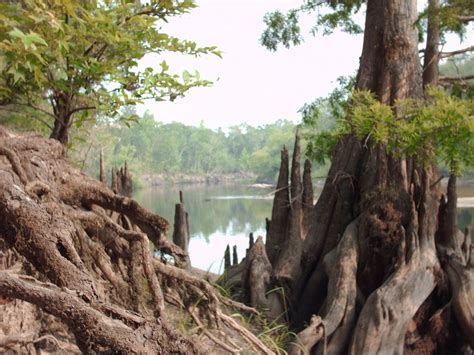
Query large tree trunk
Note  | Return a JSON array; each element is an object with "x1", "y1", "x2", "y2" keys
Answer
[{"x1": 247, "y1": 0, "x2": 473, "y2": 353}]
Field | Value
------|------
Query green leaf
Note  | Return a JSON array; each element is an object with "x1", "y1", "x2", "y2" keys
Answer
[
  {"x1": 8, "y1": 28, "x2": 26, "y2": 40},
  {"x1": 24, "y1": 31, "x2": 48, "y2": 47},
  {"x1": 0, "y1": 55, "x2": 6, "y2": 72}
]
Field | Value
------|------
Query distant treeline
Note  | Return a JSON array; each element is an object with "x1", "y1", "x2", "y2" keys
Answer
[{"x1": 76, "y1": 112, "x2": 330, "y2": 185}]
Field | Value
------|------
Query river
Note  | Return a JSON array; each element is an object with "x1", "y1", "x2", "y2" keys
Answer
[{"x1": 135, "y1": 182, "x2": 474, "y2": 274}]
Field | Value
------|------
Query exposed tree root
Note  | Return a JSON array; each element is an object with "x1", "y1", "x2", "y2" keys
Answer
[
  {"x1": 350, "y1": 235, "x2": 439, "y2": 353},
  {"x1": 0, "y1": 128, "x2": 275, "y2": 353},
  {"x1": 189, "y1": 307, "x2": 241, "y2": 354},
  {"x1": 218, "y1": 312, "x2": 275, "y2": 355},
  {"x1": 0, "y1": 333, "x2": 68, "y2": 353},
  {"x1": 290, "y1": 219, "x2": 359, "y2": 354},
  {"x1": 442, "y1": 241, "x2": 474, "y2": 347},
  {"x1": 0, "y1": 271, "x2": 195, "y2": 354}
]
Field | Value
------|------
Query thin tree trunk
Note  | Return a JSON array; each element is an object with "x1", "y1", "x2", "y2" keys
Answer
[
  {"x1": 49, "y1": 91, "x2": 72, "y2": 147},
  {"x1": 172, "y1": 191, "x2": 191, "y2": 269},
  {"x1": 423, "y1": 0, "x2": 440, "y2": 87},
  {"x1": 99, "y1": 147, "x2": 106, "y2": 184}
]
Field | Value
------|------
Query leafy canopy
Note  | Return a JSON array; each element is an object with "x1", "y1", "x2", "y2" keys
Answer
[
  {"x1": 261, "y1": 0, "x2": 472, "y2": 51},
  {"x1": 0, "y1": 0, "x2": 221, "y2": 129},
  {"x1": 261, "y1": 0, "x2": 364, "y2": 51}
]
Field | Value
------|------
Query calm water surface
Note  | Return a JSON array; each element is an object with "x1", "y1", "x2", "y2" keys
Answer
[{"x1": 135, "y1": 183, "x2": 474, "y2": 273}]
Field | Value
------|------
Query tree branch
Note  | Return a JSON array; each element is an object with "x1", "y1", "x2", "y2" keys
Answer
[
  {"x1": 439, "y1": 74, "x2": 474, "y2": 82},
  {"x1": 458, "y1": 15, "x2": 474, "y2": 23},
  {"x1": 440, "y1": 46, "x2": 474, "y2": 59},
  {"x1": 0, "y1": 106, "x2": 53, "y2": 130},
  {"x1": 68, "y1": 105, "x2": 96, "y2": 116}
]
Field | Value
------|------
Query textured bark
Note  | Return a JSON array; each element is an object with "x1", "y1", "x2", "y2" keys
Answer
[
  {"x1": 423, "y1": 0, "x2": 440, "y2": 87},
  {"x1": 266, "y1": 145, "x2": 290, "y2": 265},
  {"x1": 224, "y1": 244, "x2": 231, "y2": 271},
  {"x1": 49, "y1": 91, "x2": 72, "y2": 147},
  {"x1": 232, "y1": 245, "x2": 238, "y2": 266},
  {"x1": 357, "y1": 0, "x2": 422, "y2": 103},
  {"x1": 120, "y1": 162, "x2": 133, "y2": 197},
  {"x1": 351, "y1": 185, "x2": 440, "y2": 354},
  {"x1": 291, "y1": 219, "x2": 359, "y2": 354},
  {"x1": 444, "y1": 250, "x2": 474, "y2": 348},
  {"x1": 273, "y1": 129, "x2": 304, "y2": 293},
  {"x1": 242, "y1": 237, "x2": 272, "y2": 310},
  {"x1": 173, "y1": 193, "x2": 191, "y2": 269},
  {"x1": 302, "y1": 159, "x2": 314, "y2": 234}
]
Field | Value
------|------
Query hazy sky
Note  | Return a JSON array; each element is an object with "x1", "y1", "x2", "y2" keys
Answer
[{"x1": 139, "y1": 0, "x2": 471, "y2": 129}]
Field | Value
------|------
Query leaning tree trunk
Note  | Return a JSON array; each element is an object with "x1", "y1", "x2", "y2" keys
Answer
[{"x1": 244, "y1": 0, "x2": 473, "y2": 354}]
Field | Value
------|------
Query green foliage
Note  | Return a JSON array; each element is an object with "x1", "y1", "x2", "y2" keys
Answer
[
  {"x1": 261, "y1": 10, "x2": 302, "y2": 51},
  {"x1": 261, "y1": 0, "x2": 472, "y2": 51},
  {"x1": 260, "y1": 0, "x2": 364, "y2": 51},
  {"x1": 75, "y1": 111, "x2": 300, "y2": 184},
  {"x1": 301, "y1": 75, "x2": 354, "y2": 164},
  {"x1": 0, "y1": 0, "x2": 220, "y2": 135},
  {"x1": 306, "y1": 88, "x2": 474, "y2": 176},
  {"x1": 416, "y1": 0, "x2": 474, "y2": 44}
]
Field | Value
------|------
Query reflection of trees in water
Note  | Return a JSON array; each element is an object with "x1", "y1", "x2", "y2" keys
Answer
[
  {"x1": 458, "y1": 208, "x2": 473, "y2": 234},
  {"x1": 134, "y1": 185, "x2": 272, "y2": 242},
  {"x1": 137, "y1": 186, "x2": 473, "y2": 242}
]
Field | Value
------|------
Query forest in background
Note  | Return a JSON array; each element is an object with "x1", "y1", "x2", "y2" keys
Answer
[{"x1": 76, "y1": 114, "x2": 311, "y2": 185}]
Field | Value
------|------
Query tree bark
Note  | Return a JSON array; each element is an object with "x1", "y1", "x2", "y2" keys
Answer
[
  {"x1": 247, "y1": 0, "x2": 473, "y2": 353},
  {"x1": 49, "y1": 91, "x2": 73, "y2": 147},
  {"x1": 273, "y1": 129, "x2": 304, "y2": 294},
  {"x1": 172, "y1": 192, "x2": 191, "y2": 269},
  {"x1": 423, "y1": 0, "x2": 440, "y2": 88},
  {"x1": 266, "y1": 145, "x2": 290, "y2": 265}
]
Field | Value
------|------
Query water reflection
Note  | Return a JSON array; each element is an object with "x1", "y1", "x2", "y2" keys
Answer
[
  {"x1": 135, "y1": 183, "x2": 474, "y2": 273},
  {"x1": 135, "y1": 185, "x2": 272, "y2": 240},
  {"x1": 134, "y1": 185, "x2": 272, "y2": 273},
  {"x1": 458, "y1": 208, "x2": 473, "y2": 232}
]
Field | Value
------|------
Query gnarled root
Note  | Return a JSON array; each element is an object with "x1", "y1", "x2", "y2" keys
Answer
[
  {"x1": 290, "y1": 219, "x2": 359, "y2": 355},
  {"x1": 349, "y1": 201, "x2": 440, "y2": 355},
  {"x1": 0, "y1": 129, "x2": 275, "y2": 353},
  {"x1": 442, "y1": 232, "x2": 474, "y2": 347},
  {"x1": 0, "y1": 271, "x2": 200, "y2": 354}
]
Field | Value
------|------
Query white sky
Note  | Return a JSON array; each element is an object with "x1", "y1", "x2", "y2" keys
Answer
[{"x1": 138, "y1": 0, "x2": 471, "y2": 129}]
